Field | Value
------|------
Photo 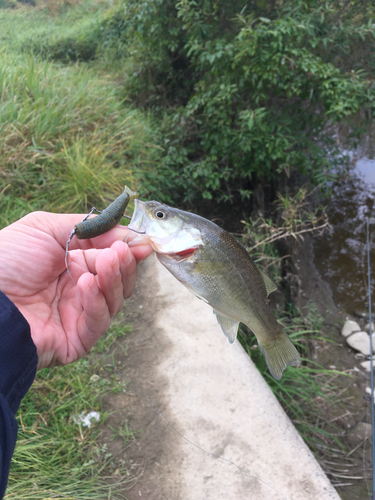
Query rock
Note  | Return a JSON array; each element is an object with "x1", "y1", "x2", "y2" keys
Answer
[
  {"x1": 353, "y1": 309, "x2": 370, "y2": 319},
  {"x1": 361, "y1": 360, "x2": 373, "y2": 372},
  {"x1": 346, "y1": 422, "x2": 372, "y2": 448},
  {"x1": 346, "y1": 331, "x2": 373, "y2": 355},
  {"x1": 354, "y1": 352, "x2": 367, "y2": 359},
  {"x1": 341, "y1": 320, "x2": 361, "y2": 338},
  {"x1": 335, "y1": 412, "x2": 356, "y2": 430},
  {"x1": 365, "y1": 322, "x2": 375, "y2": 333}
]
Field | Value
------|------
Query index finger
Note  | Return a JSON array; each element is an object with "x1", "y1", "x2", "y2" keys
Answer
[
  {"x1": 60, "y1": 215, "x2": 154, "y2": 262},
  {"x1": 21, "y1": 211, "x2": 154, "y2": 261},
  {"x1": 38, "y1": 212, "x2": 132, "y2": 251},
  {"x1": 65, "y1": 220, "x2": 154, "y2": 262}
]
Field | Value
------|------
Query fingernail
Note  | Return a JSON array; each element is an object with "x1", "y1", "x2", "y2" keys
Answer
[
  {"x1": 89, "y1": 276, "x2": 100, "y2": 296},
  {"x1": 112, "y1": 255, "x2": 120, "y2": 276}
]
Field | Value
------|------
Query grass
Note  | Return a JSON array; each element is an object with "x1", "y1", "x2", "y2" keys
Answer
[
  {"x1": 0, "y1": 49, "x2": 161, "y2": 224},
  {"x1": 5, "y1": 312, "x2": 134, "y2": 500},
  {"x1": 239, "y1": 303, "x2": 348, "y2": 454},
  {"x1": 0, "y1": 1, "x2": 105, "y2": 51},
  {"x1": 0, "y1": 2, "x2": 160, "y2": 497},
  {"x1": 239, "y1": 216, "x2": 352, "y2": 478},
  {"x1": 0, "y1": 2, "x2": 165, "y2": 228}
]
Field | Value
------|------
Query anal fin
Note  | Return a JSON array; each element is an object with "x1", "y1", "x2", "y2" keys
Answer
[{"x1": 213, "y1": 310, "x2": 239, "y2": 344}]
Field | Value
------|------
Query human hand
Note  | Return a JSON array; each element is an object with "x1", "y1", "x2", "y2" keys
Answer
[{"x1": 0, "y1": 211, "x2": 153, "y2": 369}]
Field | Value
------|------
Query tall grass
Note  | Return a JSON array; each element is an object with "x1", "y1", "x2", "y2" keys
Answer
[
  {"x1": 239, "y1": 213, "x2": 350, "y2": 478},
  {"x1": 0, "y1": 49, "x2": 162, "y2": 226},
  {"x1": 0, "y1": 0, "x2": 106, "y2": 51},
  {"x1": 5, "y1": 314, "x2": 134, "y2": 500}
]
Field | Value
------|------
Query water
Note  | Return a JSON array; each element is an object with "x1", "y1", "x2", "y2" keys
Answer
[
  {"x1": 314, "y1": 156, "x2": 375, "y2": 315},
  {"x1": 356, "y1": 158, "x2": 375, "y2": 185}
]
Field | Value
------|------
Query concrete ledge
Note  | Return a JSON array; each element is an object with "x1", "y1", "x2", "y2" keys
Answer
[{"x1": 129, "y1": 254, "x2": 341, "y2": 499}]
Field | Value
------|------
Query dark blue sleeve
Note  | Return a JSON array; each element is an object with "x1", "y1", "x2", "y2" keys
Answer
[{"x1": 0, "y1": 291, "x2": 38, "y2": 500}]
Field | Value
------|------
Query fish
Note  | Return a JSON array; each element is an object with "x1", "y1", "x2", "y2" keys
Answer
[{"x1": 128, "y1": 200, "x2": 301, "y2": 380}]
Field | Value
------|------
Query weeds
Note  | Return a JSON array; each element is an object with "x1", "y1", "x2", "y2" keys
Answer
[
  {"x1": 239, "y1": 303, "x2": 347, "y2": 453},
  {"x1": 0, "y1": 47, "x2": 163, "y2": 226},
  {"x1": 110, "y1": 422, "x2": 135, "y2": 445},
  {"x1": 244, "y1": 186, "x2": 330, "y2": 252},
  {"x1": 240, "y1": 216, "x2": 352, "y2": 483},
  {"x1": 5, "y1": 312, "x2": 134, "y2": 500}
]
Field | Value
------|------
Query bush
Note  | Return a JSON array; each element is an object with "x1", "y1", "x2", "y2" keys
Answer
[
  {"x1": 98, "y1": 0, "x2": 375, "y2": 203},
  {"x1": 100, "y1": 0, "x2": 194, "y2": 106},
  {"x1": 0, "y1": 0, "x2": 17, "y2": 8}
]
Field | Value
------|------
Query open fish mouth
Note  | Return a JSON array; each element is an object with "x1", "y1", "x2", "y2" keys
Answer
[{"x1": 165, "y1": 247, "x2": 199, "y2": 261}]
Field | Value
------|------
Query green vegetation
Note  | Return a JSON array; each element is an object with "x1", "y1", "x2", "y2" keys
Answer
[
  {"x1": 239, "y1": 212, "x2": 350, "y2": 474},
  {"x1": 5, "y1": 313, "x2": 133, "y2": 499},
  {"x1": 0, "y1": 2, "x2": 166, "y2": 228},
  {"x1": 95, "y1": 0, "x2": 375, "y2": 203},
  {"x1": 3, "y1": 0, "x2": 375, "y2": 213},
  {"x1": 0, "y1": 3, "x2": 156, "y2": 498}
]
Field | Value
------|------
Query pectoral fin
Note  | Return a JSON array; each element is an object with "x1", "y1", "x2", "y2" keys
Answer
[{"x1": 213, "y1": 310, "x2": 239, "y2": 344}]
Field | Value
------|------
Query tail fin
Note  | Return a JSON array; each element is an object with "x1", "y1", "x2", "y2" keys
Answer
[{"x1": 258, "y1": 332, "x2": 301, "y2": 381}]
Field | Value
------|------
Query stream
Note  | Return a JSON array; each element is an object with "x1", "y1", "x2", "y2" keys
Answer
[
  {"x1": 314, "y1": 157, "x2": 375, "y2": 315},
  {"x1": 313, "y1": 153, "x2": 375, "y2": 500}
]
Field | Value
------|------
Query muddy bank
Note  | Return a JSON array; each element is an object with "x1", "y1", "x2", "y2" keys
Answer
[{"x1": 285, "y1": 233, "x2": 373, "y2": 500}]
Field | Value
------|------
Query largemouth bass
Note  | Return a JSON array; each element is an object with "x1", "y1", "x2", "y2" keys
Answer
[{"x1": 129, "y1": 200, "x2": 301, "y2": 380}]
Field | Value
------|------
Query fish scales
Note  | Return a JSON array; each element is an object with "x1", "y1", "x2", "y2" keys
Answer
[
  {"x1": 158, "y1": 221, "x2": 282, "y2": 338},
  {"x1": 129, "y1": 200, "x2": 301, "y2": 380}
]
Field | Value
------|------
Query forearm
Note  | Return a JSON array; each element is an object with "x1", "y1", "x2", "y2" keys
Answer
[{"x1": 0, "y1": 291, "x2": 38, "y2": 499}]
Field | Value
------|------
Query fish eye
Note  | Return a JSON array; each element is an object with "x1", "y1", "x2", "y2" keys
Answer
[{"x1": 155, "y1": 210, "x2": 166, "y2": 219}]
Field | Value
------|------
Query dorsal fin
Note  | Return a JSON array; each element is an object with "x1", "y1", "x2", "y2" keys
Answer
[{"x1": 236, "y1": 237, "x2": 277, "y2": 296}]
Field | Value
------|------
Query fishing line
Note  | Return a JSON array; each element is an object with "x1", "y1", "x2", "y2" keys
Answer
[
  {"x1": 361, "y1": 246, "x2": 372, "y2": 500},
  {"x1": 108, "y1": 361, "x2": 291, "y2": 500},
  {"x1": 365, "y1": 217, "x2": 375, "y2": 500}
]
